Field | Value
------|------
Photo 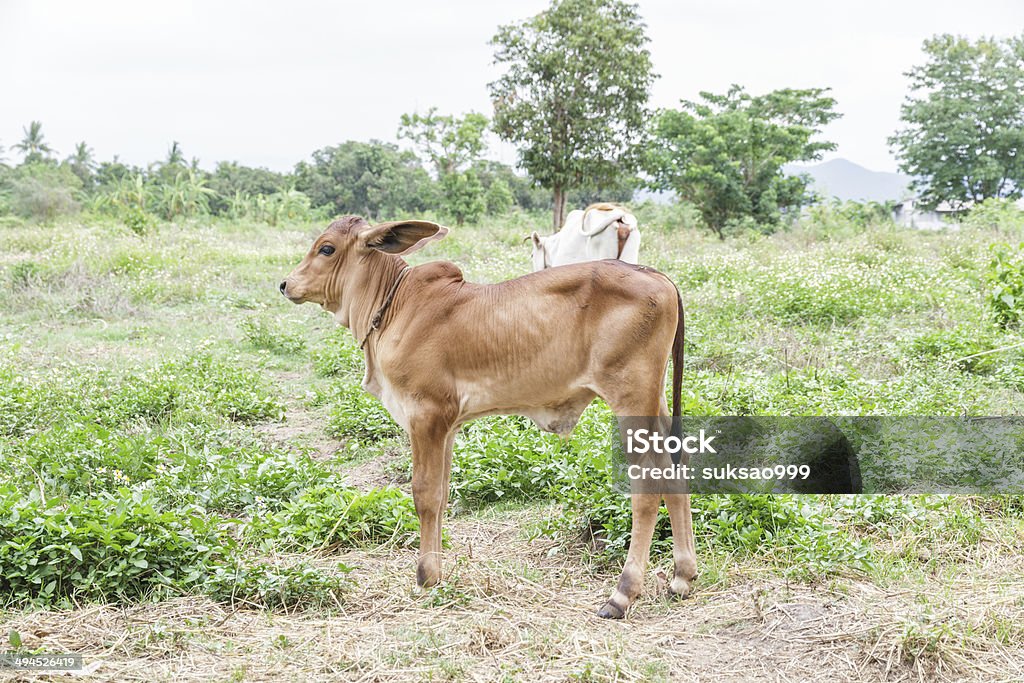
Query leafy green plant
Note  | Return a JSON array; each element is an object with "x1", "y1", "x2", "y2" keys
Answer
[
  {"x1": 204, "y1": 560, "x2": 351, "y2": 611},
  {"x1": 549, "y1": 490, "x2": 873, "y2": 578},
  {"x1": 324, "y1": 384, "x2": 401, "y2": 442},
  {"x1": 0, "y1": 486, "x2": 233, "y2": 607},
  {"x1": 167, "y1": 353, "x2": 285, "y2": 423},
  {"x1": 7, "y1": 261, "x2": 44, "y2": 289},
  {"x1": 122, "y1": 206, "x2": 153, "y2": 235},
  {"x1": 986, "y1": 242, "x2": 1024, "y2": 328},
  {"x1": 310, "y1": 328, "x2": 363, "y2": 378},
  {"x1": 240, "y1": 315, "x2": 307, "y2": 355},
  {"x1": 156, "y1": 169, "x2": 215, "y2": 219},
  {"x1": 907, "y1": 328, "x2": 999, "y2": 373},
  {"x1": 248, "y1": 485, "x2": 419, "y2": 550},
  {"x1": 451, "y1": 416, "x2": 580, "y2": 507}
]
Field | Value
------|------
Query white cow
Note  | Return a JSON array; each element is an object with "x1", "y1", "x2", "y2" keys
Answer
[{"x1": 530, "y1": 203, "x2": 641, "y2": 271}]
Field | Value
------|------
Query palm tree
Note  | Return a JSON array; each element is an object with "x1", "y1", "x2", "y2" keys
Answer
[
  {"x1": 14, "y1": 121, "x2": 53, "y2": 163},
  {"x1": 165, "y1": 141, "x2": 184, "y2": 167},
  {"x1": 67, "y1": 141, "x2": 97, "y2": 187},
  {"x1": 69, "y1": 141, "x2": 95, "y2": 170}
]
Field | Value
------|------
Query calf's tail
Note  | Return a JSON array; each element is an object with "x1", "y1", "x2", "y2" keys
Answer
[{"x1": 671, "y1": 284, "x2": 684, "y2": 419}]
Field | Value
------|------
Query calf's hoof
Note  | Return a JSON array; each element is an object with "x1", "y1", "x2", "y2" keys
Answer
[
  {"x1": 416, "y1": 562, "x2": 441, "y2": 588},
  {"x1": 668, "y1": 574, "x2": 695, "y2": 599},
  {"x1": 596, "y1": 597, "x2": 628, "y2": 619}
]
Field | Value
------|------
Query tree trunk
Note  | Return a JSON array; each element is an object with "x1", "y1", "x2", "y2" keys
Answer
[{"x1": 552, "y1": 186, "x2": 567, "y2": 231}]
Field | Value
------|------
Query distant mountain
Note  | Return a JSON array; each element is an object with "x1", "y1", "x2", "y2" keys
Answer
[
  {"x1": 785, "y1": 158, "x2": 912, "y2": 203},
  {"x1": 632, "y1": 187, "x2": 674, "y2": 205},
  {"x1": 631, "y1": 158, "x2": 912, "y2": 206}
]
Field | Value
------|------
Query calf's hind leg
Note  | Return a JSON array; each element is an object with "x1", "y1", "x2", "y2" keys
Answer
[{"x1": 663, "y1": 492, "x2": 697, "y2": 597}]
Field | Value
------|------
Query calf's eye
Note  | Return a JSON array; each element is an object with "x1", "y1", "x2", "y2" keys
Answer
[{"x1": 318, "y1": 245, "x2": 335, "y2": 256}]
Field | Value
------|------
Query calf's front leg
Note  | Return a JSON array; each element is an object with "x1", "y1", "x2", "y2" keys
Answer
[{"x1": 409, "y1": 417, "x2": 453, "y2": 587}]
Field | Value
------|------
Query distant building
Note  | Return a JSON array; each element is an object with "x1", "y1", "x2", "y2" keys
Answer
[{"x1": 892, "y1": 197, "x2": 965, "y2": 230}]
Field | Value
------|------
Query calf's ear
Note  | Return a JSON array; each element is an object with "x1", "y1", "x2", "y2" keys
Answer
[
  {"x1": 531, "y1": 232, "x2": 543, "y2": 248},
  {"x1": 361, "y1": 220, "x2": 449, "y2": 255}
]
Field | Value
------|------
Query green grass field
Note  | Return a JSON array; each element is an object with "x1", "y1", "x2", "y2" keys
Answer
[{"x1": 1, "y1": 208, "x2": 1023, "y2": 681}]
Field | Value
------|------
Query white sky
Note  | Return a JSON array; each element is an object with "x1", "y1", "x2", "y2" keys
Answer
[{"x1": 1, "y1": 0, "x2": 1021, "y2": 173}]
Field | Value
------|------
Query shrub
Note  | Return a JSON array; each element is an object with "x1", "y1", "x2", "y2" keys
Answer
[
  {"x1": 801, "y1": 200, "x2": 895, "y2": 237},
  {"x1": 0, "y1": 364, "x2": 49, "y2": 438},
  {"x1": 631, "y1": 199, "x2": 704, "y2": 233},
  {"x1": 166, "y1": 353, "x2": 285, "y2": 423},
  {"x1": 122, "y1": 206, "x2": 153, "y2": 235},
  {"x1": 255, "y1": 190, "x2": 314, "y2": 226},
  {"x1": 6, "y1": 164, "x2": 81, "y2": 221},
  {"x1": 90, "y1": 353, "x2": 284, "y2": 424},
  {"x1": 963, "y1": 197, "x2": 1024, "y2": 233},
  {"x1": 746, "y1": 254, "x2": 934, "y2": 325},
  {"x1": 0, "y1": 353, "x2": 283, "y2": 441},
  {"x1": 907, "y1": 328, "x2": 999, "y2": 373},
  {"x1": 157, "y1": 442, "x2": 331, "y2": 513}
]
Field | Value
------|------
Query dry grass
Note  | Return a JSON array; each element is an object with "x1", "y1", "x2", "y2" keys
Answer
[{"x1": 3, "y1": 506, "x2": 1022, "y2": 683}]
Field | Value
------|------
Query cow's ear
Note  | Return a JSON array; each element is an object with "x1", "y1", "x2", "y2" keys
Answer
[
  {"x1": 361, "y1": 220, "x2": 449, "y2": 255},
  {"x1": 531, "y1": 232, "x2": 543, "y2": 249}
]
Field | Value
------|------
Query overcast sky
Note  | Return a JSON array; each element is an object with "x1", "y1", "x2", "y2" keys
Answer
[{"x1": 1, "y1": 0, "x2": 1021, "y2": 174}]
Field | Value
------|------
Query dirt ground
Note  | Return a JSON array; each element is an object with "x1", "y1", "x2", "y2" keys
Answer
[{"x1": 3, "y1": 505, "x2": 1022, "y2": 683}]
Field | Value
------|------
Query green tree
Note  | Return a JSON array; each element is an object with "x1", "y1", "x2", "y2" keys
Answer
[
  {"x1": 489, "y1": 0, "x2": 655, "y2": 230},
  {"x1": 441, "y1": 170, "x2": 487, "y2": 225},
  {"x1": 294, "y1": 140, "x2": 435, "y2": 219},
  {"x1": 645, "y1": 85, "x2": 840, "y2": 238},
  {"x1": 95, "y1": 157, "x2": 142, "y2": 191},
  {"x1": 14, "y1": 121, "x2": 54, "y2": 165},
  {"x1": 206, "y1": 161, "x2": 287, "y2": 216},
  {"x1": 398, "y1": 109, "x2": 488, "y2": 177},
  {"x1": 472, "y1": 160, "x2": 550, "y2": 211},
  {"x1": 484, "y1": 177, "x2": 514, "y2": 216},
  {"x1": 399, "y1": 109, "x2": 489, "y2": 225},
  {"x1": 889, "y1": 34, "x2": 1024, "y2": 210},
  {"x1": 151, "y1": 141, "x2": 189, "y2": 187}
]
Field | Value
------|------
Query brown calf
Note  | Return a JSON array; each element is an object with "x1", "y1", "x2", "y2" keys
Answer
[{"x1": 280, "y1": 216, "x2": 696, "y2": 618}]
